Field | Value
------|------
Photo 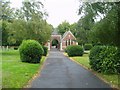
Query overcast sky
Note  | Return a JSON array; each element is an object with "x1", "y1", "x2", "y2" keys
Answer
[{"x1": 10, "y1": 0, "x2": 81, "y2": 27}]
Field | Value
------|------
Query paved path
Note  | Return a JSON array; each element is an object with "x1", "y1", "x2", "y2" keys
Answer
[{"x1": 30, "y1": 49, "x2": 111, "y2": 88}]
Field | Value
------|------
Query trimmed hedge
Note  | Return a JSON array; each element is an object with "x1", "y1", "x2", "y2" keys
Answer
[
  {"x1": 19, "y1": 40, "x2": 44, "y2": 63},
  {"x1": 89, "y1": 46, "x2": 120, "y2": 74},
  {"x1": 42, "y1": 46, "x2": 48, "y2": 56},
  {"x1": 66, "y1": 45, "x2": 84, "y2": 57},
  {"x1": 89, "y1": 46, "x2": 105, "y2": 72},
  {"x1": 84, "y1": 44, "x2": 93, "y2": 50},
  {"x1": 100, "y1": 46, "x2": 120, "y2": 74}
]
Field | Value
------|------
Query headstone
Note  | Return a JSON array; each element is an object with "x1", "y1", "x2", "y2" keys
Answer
[{"x1": 6, "y1": 46, "x2": 8, "y2": 50}]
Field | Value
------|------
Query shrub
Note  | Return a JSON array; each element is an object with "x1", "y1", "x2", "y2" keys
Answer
[
  {"x1": 89, "y1": 45, "x2": 120, "y2": 74},
  {"x1": 84, "y1": 44, "x2": 93, "y2": 50},
  {"x1": 42, "y1": 46, "x2": 48, "y2": 56},
  {"x1": 89, "y1": 46, "x2": 105, "y2": 72},
  {"x1": 66, "y1": 45, "x2": 84, "y2": 57},
  {"x1": 65, "y1": 45, "x2": 71, "y2": 53},
  {"x1": 19, "y1": 40, "x2": 44, "y2": 63},
  {"x1": 14, "y1": 46, "x2": 18, "y2": 50},
  {"x1": 100, "y1": 46, "x2": 120, "y2": 74}
]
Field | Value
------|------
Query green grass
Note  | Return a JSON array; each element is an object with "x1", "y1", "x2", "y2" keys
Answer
[
  {"x1": 71, "y1": 54, "x2": 90, "y2": 69},
  {"x1": 1, "y1": 50, "x2": 46, "y2": 88},
  {"x1": 69, "y1": 53, "x2": 119, "y2": 89}
]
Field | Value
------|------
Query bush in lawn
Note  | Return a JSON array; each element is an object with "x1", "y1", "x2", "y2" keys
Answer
[
  {"x1": 14, "y1": 46, "x2": 19, "y2": 50},
  {"x1": 65, "y1": 45, "x2": 71, "y2": 53},
  {"x1": 84, "y1": 44, "x2": 93, "y2": 50},
  {"x1": 42, "y1": 46, "x2": 48, "y2": 56},
  {"x1": 19, "y1": 40, "x2": 44, "y2": 63},
  {"x1": 66, "y1": 45, "x2": 84, "y2": 57},
  {"x1": 89, "y1": 46, "x2": 105, "y2": 72}
]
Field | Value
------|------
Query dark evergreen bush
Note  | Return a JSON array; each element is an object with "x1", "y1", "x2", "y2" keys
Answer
[
  {"x1": 89, "y1": 46, "x2": 104, "y2": 72},
  {"x1": 100, "y1": 46, "x2": 120, "y2": 74},
  {"x1": 84, "y1": 44, "x2": 93, "y2": 50},
  {"x1": 89, "y1": 46, "x2": 120, "y2": 74},
  {"x1": 42, "y1": 46, "x2": 48, "y2": 56},
  {"x1": 66, "y1": 45, "x2": 84, "y2": 57},
  {"x1": 14, "y1": 46, "x2": 18, "y2": 50},
  {"x1": 19, "y1": 40, "x2": 44, "y2": 63}
]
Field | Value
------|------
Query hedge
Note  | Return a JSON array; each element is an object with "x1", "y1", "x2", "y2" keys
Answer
[
  {"x1": 84, "y1": 44, "x2": 93, "y2": 50},
  {"x1": 42, "y1": 46, "x2": 48, "y2": 56},
  {"x1": 66, "y1": 45, "x2": 84, "y2": 57},
  {"x1": 89, "y1": 46, "x2": 120, "y2": 74}
]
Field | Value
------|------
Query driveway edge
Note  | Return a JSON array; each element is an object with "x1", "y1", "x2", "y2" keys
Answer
[{"x1": 63, "y1": 52, "x2": 119, "y2": 90}]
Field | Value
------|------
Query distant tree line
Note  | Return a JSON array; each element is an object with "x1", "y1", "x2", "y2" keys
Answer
[
  {"x1": 1, "y1": 0, "x2": 53, "y2": 46},
  {"x1": 57, "y1": 2, "x2": 120, "y2": 47}
]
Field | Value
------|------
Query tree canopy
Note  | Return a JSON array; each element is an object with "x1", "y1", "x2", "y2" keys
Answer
[{"x1": 1, "y1": 0, "x2": 53, "y2": 46}]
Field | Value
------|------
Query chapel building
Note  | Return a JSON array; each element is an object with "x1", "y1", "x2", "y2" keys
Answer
[{"x1": 46, "y1": 30, "x2": 78, "y2": 51}]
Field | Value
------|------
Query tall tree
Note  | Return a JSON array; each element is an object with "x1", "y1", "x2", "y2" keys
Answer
[
  {"x1": 7, "y1": 0, "x2": 52, "y2": 46},
  {"x1": 78, "y1": 2, "x2": 120, "y2": 46},
  {"x1": 21, "y1": 0, "x2": 46, "y2": 21},
  {"x1": 0, "y1": 1, "x2": 14, "y2": 46},
  {"x1": 57, "y1": 21, "x2": 71, "y2": 35},
  {"x1": 0, "y1": 1, "x2": 14, "y2": 21},
  {"x1": 91, "y1": 2, "x2": 120, "y2": 47}
]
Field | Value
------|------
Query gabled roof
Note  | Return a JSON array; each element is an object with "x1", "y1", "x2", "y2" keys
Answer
[
  {"x1": 62, "y1": 30, "x2": 76, "y2": 41},
  {"x1": 62, "y1": 31, "x2": 68, "y2": 39}
]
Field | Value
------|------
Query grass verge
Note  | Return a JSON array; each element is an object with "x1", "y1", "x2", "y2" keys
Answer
[
  {"x1": 1, "y1": 50, "x2": 46, "y2": 88},
  {"x1": 64, "y1": 53, "x2": 119, "y2": 89}
]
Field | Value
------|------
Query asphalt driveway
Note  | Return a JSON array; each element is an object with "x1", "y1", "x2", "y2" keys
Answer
[{"x1": 30, "y1": 48, "x2": 111, "y2": 88}]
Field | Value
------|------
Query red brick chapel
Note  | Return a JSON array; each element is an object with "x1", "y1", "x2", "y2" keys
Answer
[{"x1": 46, "y1": 30, "x2": 78, "y2": 51}]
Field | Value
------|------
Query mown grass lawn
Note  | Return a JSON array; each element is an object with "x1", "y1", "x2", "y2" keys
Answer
[
  {"x1": 65, "y1": 53, "x2": 119, "y2": 89},
  {"x1": 1, "y1": 50, "x2": 46, "y2": 88}
]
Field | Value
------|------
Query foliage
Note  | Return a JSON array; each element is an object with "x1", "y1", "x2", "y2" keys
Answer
[
  {"x1": 0, "y1": 1, "x2": 14, "y2": 21},
  {"x1": 19, "y1": 40, "x2": 44, "y2": 63},
  {"x1": 84, "y1": 44, "x2": 93, "y2": 50},
  {"x1": 7, "y1": 19, "x2": 27, "y2": 46},
  {"x1": 1, "y1": 0, "x2": 52, "y2": 46},
  {"x1": 89, "y1": 46, "x2": 104, "y2": 72},
  {"x1": 19, "y1": 0, "x2": 45, "y2": 21},
  {"x1": 1, "y1": 20, "x2": 9, "y2": 46},
  {"x1": 57, "y1": 21, "x2": 71, "y2": 35},
  {"x1": 52, "y1": 39, "x2": 58, "y2": 46},
  {"x1": 57, "y1": 20, "x2": 90, "y2": 45},
  {"x1": 89, "y1": 46, "x2": 120, "y2": 74},
  {"x1": 91, "y1": 6, "x2": 119, "y2": 46},
  {"x1": 79, "y1": 2, "x2": 120, "y2": 47},
  {"x1": 66, "y1": 45, "x2": 84, "y2": 57},
  {"x1": 100, "y1": 46, "x2": 120, "y2": 74},
  {"x1": 42, "y1": 46, "x2": 48, "y2": 56},
  {"x1": 76, "y1": 27, "x2": 89, "y2": 45}
]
